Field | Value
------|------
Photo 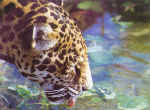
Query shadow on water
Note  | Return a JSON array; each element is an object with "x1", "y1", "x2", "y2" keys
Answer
[{"x1": 0, "y1": 0, "x2": 150, "y2": 110}]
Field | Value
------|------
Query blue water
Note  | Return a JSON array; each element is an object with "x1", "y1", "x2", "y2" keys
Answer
[{"x1": 83, "y1": 13, "x2": 123, "y2": 82}]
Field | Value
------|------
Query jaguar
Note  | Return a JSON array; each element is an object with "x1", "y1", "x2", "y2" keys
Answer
[{"x1": 0, "y1": 0, "x2": 93, "y2": 106}]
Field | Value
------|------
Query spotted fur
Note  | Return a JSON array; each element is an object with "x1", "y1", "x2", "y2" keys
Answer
[{"x1": 0, "y1": 0, "x2": 93, "y2": 105}]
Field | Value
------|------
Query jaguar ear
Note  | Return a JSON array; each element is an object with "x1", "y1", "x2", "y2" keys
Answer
[
  {"x1": 32, "y1": 24, "x2": 58, "y2": 51},
  {"x1": 50, "y1": 0, "x2": 63, "y2": 6}
]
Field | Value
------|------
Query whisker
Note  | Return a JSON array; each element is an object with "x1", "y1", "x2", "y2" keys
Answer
[
  {"x1": 44, "y1": 88, "x2": 65, "y2": 93},
  {"x1": 68, "y1": 87, "x2": 79, "y2": 95},
  {"x1": 48, "y1": 93, "x2": 66, "y2": 97}
]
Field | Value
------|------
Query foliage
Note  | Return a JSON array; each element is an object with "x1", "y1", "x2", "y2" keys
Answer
[
  {"x1": 121, "y1": 0, "x2": 150, "y2": 13},
  {"x1": 7, "y1": 85, "x2": 41, "y2": 109},
  {"x1": 77, "y1": 1, "x2": 102, "y2": 12},
  {"x1": 7, "y1": 84, "x2": 67, "y2": 110},
  {"x1": 122, "y1": 2, "x2": 135, "y2": 12},
  {"x1": 112, "y1": 15, "x2": 133, "y2": 28},
  {"x1": 144, "y1": 0, "x2": 150, "y2": 3}
]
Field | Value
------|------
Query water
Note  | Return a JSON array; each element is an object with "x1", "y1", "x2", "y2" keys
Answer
[
  {"x1": 0, "y1": 1, "x2": 150, "y2": 110},
  {"x1": 81, "y1": 12, "x2": 150, "y2": 110}
]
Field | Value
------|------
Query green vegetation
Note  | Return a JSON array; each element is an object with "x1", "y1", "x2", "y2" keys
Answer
[{"x1": 77, "y1": 1, "x2": 102, "y2": 12}]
